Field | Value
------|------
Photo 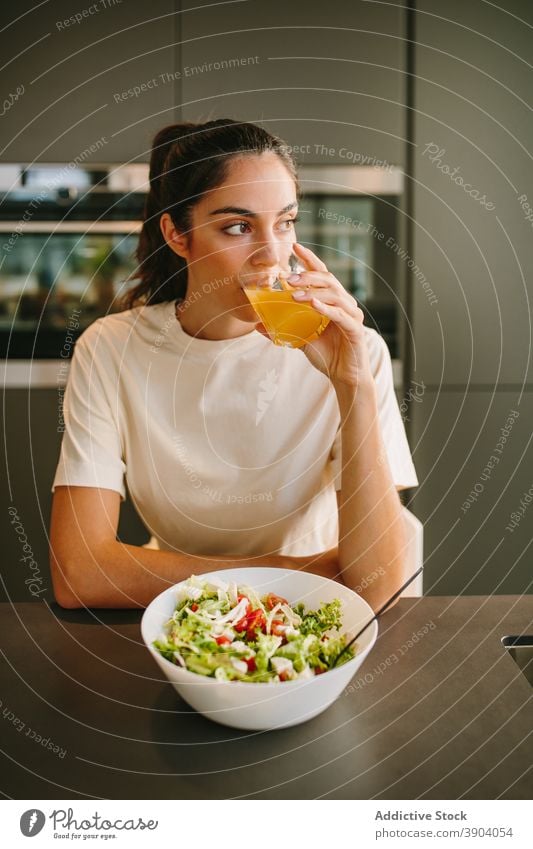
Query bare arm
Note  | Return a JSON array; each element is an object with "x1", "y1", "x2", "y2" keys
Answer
[
  {"x1": 283, "y1": 243, "x2": 408, "y2": 611},
  {"x1": 335, "y1": 381, "x2": 407, "y2": 612},
  {"x1": 49, "y1": 486, "x2": 314, "y2": 609}
]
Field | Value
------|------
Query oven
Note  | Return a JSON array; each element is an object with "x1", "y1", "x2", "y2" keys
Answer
[{"x1": 0, "y1": 163, "x2": 404, "y2": 387}]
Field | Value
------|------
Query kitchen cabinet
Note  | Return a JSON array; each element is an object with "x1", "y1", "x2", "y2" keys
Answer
[
  {"x1": 408, "y1": 0, "x2": 533, "y2": 596},
  {"x1": 1, "y1": 0, "x2": 407, "y2": 166},
  {"x1": 409, "y1": 389, "x2": 533, "y2": 596},
  {"x1": 179, "y1": 0, "x2": 406, "y2": 167},
  {"x1": 0, "y1": 0, "x2": 177, "y2": 164},
  {"x1": 1, "y1": 389, "x2": 149, "y2": 603},
  {"x1": 412, "y1": 0, "x2": 533, "y2": 385}
]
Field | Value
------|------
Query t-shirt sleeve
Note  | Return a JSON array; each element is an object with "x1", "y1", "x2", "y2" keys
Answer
[
  {"x1": 329, "y1": 331, "x2": 419, "y2": 491},
  {"x1": 52, "y1": 323, "x2": 127, "y2": 500}
]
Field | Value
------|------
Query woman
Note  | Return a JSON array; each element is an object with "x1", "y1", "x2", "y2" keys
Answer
[{"x1": 50, "y1": 119, "x2": 418, "y2": 610}]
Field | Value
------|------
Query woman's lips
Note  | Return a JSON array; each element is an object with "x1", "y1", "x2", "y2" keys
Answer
[
  {"x1": 240, "y1": 268, "x2": 289, "y2": 289},
  {"x1": 240, "y1": 271, "x2": 275, "y2": 289}
]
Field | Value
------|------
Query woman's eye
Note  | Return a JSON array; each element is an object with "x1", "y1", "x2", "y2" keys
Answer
[
  {"x1": 222, "y1": 217, "x2": 299, "y2": 236},
  {"x1": 279, "y1": 218, "x2": 298, "y2": 231},
  {"x1": 223, "y1": 222, "x2": 251, "y2": 236}
]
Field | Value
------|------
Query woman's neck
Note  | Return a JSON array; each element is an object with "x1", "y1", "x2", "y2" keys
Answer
[{"x1": 175, "y1": 297, "x2": 256, "y2": 341}]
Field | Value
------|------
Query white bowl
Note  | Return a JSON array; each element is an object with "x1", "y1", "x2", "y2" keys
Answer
[{"x1": 141, "y1": 567, "x2": 378, "y2": 731}]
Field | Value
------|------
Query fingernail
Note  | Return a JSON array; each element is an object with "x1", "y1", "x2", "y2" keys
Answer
[
  {"x1": 287, "y1": 273, "x2": 301, "y2": 282},
  {"x1": 292, "y1": 290, "x2": 306, "y2": 299}
]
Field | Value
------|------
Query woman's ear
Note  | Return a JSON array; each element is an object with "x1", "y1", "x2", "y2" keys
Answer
[{"x1": 160, "y1": 212, "x2": 189, "y2": 259}]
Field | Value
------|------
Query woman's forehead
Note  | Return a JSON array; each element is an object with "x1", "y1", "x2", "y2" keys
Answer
[{"x1": 197, "y1": 154, "x2": 297, "y2": 214}]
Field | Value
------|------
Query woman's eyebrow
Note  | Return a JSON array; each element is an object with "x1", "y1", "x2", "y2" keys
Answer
[{"x1": 208, "y1": 201, "x2": 298, "y2": 217}]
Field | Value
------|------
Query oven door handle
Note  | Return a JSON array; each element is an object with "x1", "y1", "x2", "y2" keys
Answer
[{"x1": 0, "y1": 221, "x2": 142, "y2": 233}]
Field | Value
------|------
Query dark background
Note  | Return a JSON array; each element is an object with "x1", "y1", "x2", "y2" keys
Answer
[{"x1": 1, "y1": 0, "x2": 532, "y2": 601}]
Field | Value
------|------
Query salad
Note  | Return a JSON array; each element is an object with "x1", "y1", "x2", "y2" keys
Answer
[{"x1": 153, "y1": 575, "x2": 357, "y2": 683}]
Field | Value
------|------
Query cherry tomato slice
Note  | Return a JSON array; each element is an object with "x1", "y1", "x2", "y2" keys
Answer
[
  {"x1": 246, "y1": 657, "x2": 257, "y2": 672},
  {"x1": 237, "y1": 595, "x2": 252, "y2": 615},
  {"x1": 216, "y1": 635, "x2": 231, "y2": 646},
  {"x1": 245, "y1": 609, "x2": 266, "y2": 641},
  {"x1": 265, "y1": 593, "x2": 288, "y2": 611}
]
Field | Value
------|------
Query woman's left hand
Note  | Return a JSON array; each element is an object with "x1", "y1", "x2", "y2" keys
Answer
[{"x1": 288, "y1": 243, "x2": 373, "y2": 389}]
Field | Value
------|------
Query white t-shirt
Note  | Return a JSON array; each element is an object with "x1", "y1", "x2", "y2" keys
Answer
[{"x1": 52, "y1": 300, "x2": 418, "y2": 557}]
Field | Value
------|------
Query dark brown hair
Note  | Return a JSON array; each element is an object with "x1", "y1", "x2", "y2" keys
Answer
[{"x1": 122, "y1": 119, "x2": 299, "y2": 310}]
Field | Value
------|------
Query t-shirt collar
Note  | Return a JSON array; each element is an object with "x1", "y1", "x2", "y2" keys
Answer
[{"x1": 162, "y1": 299, "x2": 267, "y2": 359}]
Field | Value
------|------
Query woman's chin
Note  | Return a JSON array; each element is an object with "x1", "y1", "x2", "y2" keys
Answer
[{"x1": 234, "y1": 300, "x2": 259, "y2": 323}]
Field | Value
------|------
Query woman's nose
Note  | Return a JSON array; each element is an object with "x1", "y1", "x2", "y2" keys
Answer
[{"x1": 249, "y1": 241, "x2": 281, "y2": 268}]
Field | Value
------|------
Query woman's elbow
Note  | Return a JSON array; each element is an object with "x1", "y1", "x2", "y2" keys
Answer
[
  {"x1": 51, "y1": 577, "x2": 83, "y2": 609},
  {"x1": 49, "y1": 550, "x2": 85, "y2": 609},
  {"x1": 54, "y1": 588, "x2": 83, "y2": 609}
]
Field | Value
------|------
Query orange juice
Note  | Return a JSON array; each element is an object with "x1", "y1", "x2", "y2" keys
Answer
[{"x1": 244, "y1": 283, "x2": 329, "y2": 348}]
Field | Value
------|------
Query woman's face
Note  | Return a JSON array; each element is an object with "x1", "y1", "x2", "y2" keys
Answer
[{"x1": 162, "y1": 152, "x2": 299, "y2": 321}]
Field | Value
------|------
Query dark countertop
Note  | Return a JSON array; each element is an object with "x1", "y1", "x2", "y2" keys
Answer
[{"x1": 1, "y1": 597, "x2": 532, "y2": 800}]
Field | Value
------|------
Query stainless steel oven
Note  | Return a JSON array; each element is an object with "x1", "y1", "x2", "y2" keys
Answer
[
  {"x1": 0, "y1": 164, "x2": 145, "y2": 367},
  {"x1": 295, "y1": 165, "x2": 404, "y2": 359}
]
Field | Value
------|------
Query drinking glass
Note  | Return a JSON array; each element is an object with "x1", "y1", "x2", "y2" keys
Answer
[{"x1": 239, "y1": 250, "x2": 329, "y2": 348}]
